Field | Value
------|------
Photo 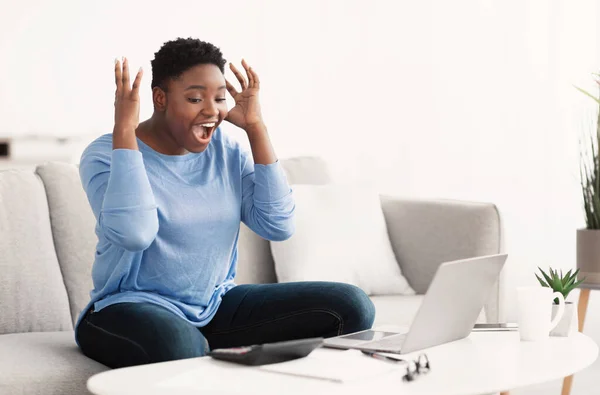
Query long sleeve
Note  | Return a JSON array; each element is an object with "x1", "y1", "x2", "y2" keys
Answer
[
  {"x1": 240, "y1": 150, "x2": 295, "y2": 241},
  {"x1": 79, "y1": 148, "x2": 159, "y2": 251}
]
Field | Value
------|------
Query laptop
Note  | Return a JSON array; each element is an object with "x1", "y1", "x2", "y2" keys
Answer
[{"x1": 323, "y1": 253, "x2": 507, "y2": 355}]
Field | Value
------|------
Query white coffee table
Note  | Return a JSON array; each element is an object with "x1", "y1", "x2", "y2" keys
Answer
[{"x1": 87, "y1": 331, "x2": 598, "y2": 395}]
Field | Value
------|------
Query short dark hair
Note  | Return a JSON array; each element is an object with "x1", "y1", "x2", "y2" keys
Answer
[{"x1": 150, "y1": 37, "x2": 227, "y2": 90}]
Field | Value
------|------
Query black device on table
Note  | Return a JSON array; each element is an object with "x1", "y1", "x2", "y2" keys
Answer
[{"x1": 208, "y1": 337, "x2": 324, "y2": 366}]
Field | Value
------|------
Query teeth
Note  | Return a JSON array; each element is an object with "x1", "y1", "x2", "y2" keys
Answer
[{"x1": 200, "y1": 123, "x2": 215, "y2": 127}]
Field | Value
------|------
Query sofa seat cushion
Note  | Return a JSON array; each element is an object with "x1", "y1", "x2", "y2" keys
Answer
[
  {"x1": 0, "y1": 331, "x2": 108, "y2": 395},
  {"x1": 370, "y1": 295, "x2": 487, "y2": 329}
]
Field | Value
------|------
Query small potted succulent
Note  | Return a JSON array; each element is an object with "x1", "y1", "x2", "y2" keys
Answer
[{"x1": 535, "y1": 267, "x2": 585, "y2": 337}]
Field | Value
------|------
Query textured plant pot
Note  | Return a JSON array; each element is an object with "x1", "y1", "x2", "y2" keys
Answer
[
  {"x1": 550, "y1": 302, "x2": 577, "y2": 337},
  {"x1": 577, "y1": 229, "x2": 600, "y2": 286}
]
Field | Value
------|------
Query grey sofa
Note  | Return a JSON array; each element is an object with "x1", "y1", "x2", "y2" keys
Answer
[{"x1": 0, "y1": 156, "x2": 503, "y2": 395}]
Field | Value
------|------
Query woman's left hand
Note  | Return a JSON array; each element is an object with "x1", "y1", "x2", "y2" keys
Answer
[{"x1": 225, "y1": 59, "x2": 264, "y2": 132}]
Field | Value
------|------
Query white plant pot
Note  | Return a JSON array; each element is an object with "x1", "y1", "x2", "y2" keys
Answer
[{"x1": 550, "y1": 302, "x2": 578, "y2": 337}]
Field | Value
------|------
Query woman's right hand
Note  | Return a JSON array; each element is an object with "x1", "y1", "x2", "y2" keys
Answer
[{"x1": 114, "y1": 57, "x2": 143, "y2": 133}]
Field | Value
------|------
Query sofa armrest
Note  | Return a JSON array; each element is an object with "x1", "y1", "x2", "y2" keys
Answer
[{"x1": 380, "y1": 196, "x2": 504, "y2": 323}]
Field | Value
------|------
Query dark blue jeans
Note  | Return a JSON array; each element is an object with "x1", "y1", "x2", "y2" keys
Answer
[{"x1": 76, "y1": 282, "x2": 376, "y2": 368}]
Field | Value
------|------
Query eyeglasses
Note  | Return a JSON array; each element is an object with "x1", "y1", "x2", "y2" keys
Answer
[{"x1": 403, "y1": 353, "x2": 431, "y2": 381}]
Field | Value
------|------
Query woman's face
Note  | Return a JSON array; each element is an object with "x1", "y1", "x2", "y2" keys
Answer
[{"x1": 155, "y1": 64, "x2": 228, "y2": 153}]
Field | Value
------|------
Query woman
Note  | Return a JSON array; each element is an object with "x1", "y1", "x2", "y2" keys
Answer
[{"x1": 75, "y1": 37, "x2": 375, "y2": 368}]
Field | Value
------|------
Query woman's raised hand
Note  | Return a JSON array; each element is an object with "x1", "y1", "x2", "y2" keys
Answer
[
  {"x1": 225, "y1": 59, "x2": 264, "y2": 132},
  {"x1": 114, "y1": 57, "x2": 143, "y2": 133}
]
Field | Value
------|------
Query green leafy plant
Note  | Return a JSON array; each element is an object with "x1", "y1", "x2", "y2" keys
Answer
[
  {"x1": 575, "y1": 74, "x2": 600, "y2": 229},
  {"x1": 535, "y1": 267, "x2": 585, "y2": 304}
]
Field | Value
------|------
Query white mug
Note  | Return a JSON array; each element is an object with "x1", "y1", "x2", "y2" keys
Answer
[{"x1": 517, "y1": 286, "x2": 565, "y2": 341}]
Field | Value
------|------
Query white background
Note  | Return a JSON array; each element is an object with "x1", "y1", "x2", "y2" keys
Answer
[
  {"x1": 1, "y1": 0, "x2": 600, "y2": 324},
  {"x1": 3, "y1": 1, "x2": 600, "y2": 393}
]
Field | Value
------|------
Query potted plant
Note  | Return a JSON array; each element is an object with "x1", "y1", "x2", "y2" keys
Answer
[
  {"x1": 536, "y1": 267, "x2": 585, "y2": 336},
  {"x1": 575, "y1": 76, "x2": 600, "y2": 288}
]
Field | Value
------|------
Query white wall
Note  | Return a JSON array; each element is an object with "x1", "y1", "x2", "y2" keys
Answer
[{"x1": 1, "y1": 0, "x2": 599, "y2": 321}]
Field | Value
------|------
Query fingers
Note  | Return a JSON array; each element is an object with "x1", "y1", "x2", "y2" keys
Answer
[
  {"x1": 226, "y1": 79, "x2": 239, "y2": 98},
  {"x1": 229, "y1": 62, "x2": 248, "y2": 91},
  {"x1": 229, "y1": 60, "x2": 261, "y2": 90},
  {"x1": 241, "y1": 59, "x2": 254, "y2": 87},
  {"x1": 122, "y1": 57, "x2": 130, "y2": 90},
  {"x1": 115, "y1": 56, "x2": 143, "y2": 99},
  {"x1": 249, "y1": 66, "x2": 260, "y2": 88},
  {"x1": 115, "y1": 58, "x2": 123, "y2": 93},
  {"x1": 131, "y1": 67, "x2": 143, "y2": 96}
]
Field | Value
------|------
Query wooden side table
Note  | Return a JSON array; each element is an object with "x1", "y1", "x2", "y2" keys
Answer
[{"x1": 561, "y1": 286, "x2": 593, "y2": 395}]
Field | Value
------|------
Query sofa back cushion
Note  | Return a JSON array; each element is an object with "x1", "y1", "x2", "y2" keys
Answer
[
  {"x1": 36, "y1": 156, "x2": 333, "y2": 321},
  {"x1": 36, "y1": 163, "x2": 98, "y2": 327},
  {"x1": 0, "y1": 170, "x2": 73, "y2": 334},
  {"x1": 379, "y1": 197, "x2": 501, "y2": 294}
]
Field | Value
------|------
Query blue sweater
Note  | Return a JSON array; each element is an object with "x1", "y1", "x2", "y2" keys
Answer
[{"x1": 74, "y1": 128, "x2": 295, "y2": 341}]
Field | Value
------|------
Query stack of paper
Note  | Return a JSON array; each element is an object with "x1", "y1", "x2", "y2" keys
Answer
[{"x1": 259, "y1": 349, "x2": 404, "y2": 383}]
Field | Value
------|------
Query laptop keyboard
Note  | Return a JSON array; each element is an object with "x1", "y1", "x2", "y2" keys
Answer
[{"x1": 362, "y1": 334, "x2": 407, "y2": 351}]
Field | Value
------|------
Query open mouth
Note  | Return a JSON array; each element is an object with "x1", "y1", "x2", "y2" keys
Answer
[{"x1": 193, "y1": 122, "x2": 217, "y2": 143}]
